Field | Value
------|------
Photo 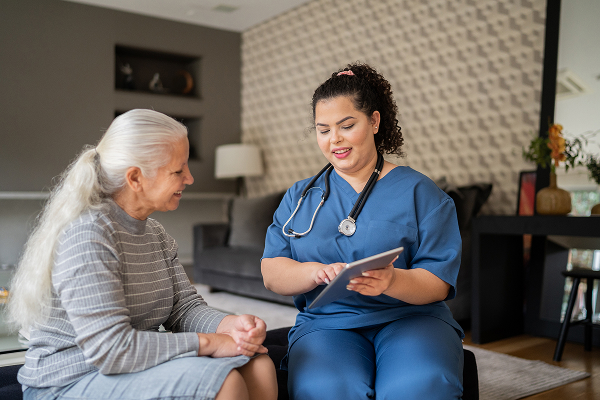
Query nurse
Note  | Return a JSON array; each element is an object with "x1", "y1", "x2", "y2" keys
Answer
[{"x1": 261, "y1": 63, "x2": 464, "y2": 400}]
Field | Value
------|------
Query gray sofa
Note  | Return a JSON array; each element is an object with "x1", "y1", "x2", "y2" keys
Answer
[
  {"x1": 193, "y1": 181, "x2": 492, "y2": 321},
  {"x1": 193, "y1": 192, "x2": 293, "y2": 305}
]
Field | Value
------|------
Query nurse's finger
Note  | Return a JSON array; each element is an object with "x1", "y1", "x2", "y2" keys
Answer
[
  {"x1": 347, "y1": 281, "x2": 378, "y2": 295},
  {"x1": 362, "y1": 264, "x2": 394, "y2": 279},
  {"x1": 315, "y1": 269, "x2": 330, "y2": 284},
  {"x1": 331, "y1": 263, "x2": 345, "y2": 275},
  {"x1": 324, "y1": 267, "x2": 339, "y2": 282},
  {"x1": 349, "y1": 276, "x2": 371, "y2": 285}
]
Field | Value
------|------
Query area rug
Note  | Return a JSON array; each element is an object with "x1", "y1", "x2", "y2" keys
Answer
[{"x1": 464, "y1": 345, "x2": 590, "y2": 400}]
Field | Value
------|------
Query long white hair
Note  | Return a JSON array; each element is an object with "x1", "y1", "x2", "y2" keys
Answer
[{"x1": 7, "y1": 109, "x2": 188, "y2": 331}]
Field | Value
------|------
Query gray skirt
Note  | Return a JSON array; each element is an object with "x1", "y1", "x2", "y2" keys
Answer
[{"x1": 23, "y1": 355, "x2": 251, "y2": 400}]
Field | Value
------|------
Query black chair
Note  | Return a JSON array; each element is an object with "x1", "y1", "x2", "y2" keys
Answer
[
  {"x1": 553, "y1": 268, "x2": 600, "y2": 362},
  {"x1": 264, "y1": 326, "x2": 479, "y2": 400},
  {"x1": 0, "y1": 364, "x2": 22, "y2": 400}
]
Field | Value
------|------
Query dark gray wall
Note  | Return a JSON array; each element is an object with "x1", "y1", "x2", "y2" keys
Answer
[{"x1": 0, "y1": 0, "x2": 241, "y2": 193}]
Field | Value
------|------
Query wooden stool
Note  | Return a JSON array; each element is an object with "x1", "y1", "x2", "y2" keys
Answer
[{"x1": 553, "y1": 268, "x2": 600, "y2": 361}]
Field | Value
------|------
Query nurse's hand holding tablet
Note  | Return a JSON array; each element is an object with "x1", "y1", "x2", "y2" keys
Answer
[{"x1": 345, "y1": 256, "x2": 399, "y2": 295}]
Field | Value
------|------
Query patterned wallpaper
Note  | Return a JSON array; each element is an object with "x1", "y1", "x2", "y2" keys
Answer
[{"x1": 241, "y1": 0, "x2": 546, "y2": 215}]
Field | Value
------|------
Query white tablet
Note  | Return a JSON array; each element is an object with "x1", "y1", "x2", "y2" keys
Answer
[{"x1": 308, "y1": 246, "x2": 404, "y2": 309}]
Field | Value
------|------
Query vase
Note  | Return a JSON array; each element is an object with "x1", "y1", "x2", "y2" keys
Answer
[
  {"x1": 591, "y1": 203, "x2": 600, "y2": 215},
  {"x1": 535, "y1": 172, "x2": 572, "y2": 215}
]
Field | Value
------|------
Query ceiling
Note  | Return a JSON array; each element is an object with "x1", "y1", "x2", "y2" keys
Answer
[{"x1": 63, "y1": 0, "x2": 313, "y2": 32}]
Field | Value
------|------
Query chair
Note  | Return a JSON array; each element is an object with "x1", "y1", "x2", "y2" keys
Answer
[
  {"x1": 0, "y1": 364, "x2": 22, "y2": 400},
  {"x1": 264, "y1": 326, "x2": 479, "y2": 400},
  {"x1": 553, "y1": 268, "x2": 600, "y2": 362}
]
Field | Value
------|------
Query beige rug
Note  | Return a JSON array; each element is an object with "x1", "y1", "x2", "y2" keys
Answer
[{"x1": 464, "y1": 345, "x2": 590, "y2": 400}]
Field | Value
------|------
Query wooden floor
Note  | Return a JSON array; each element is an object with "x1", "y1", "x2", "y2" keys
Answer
[{"x1": 463, "y1": 331, "x2": 600, "y2": 399}]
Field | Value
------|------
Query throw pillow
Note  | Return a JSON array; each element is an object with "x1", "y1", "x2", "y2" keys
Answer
[
  {"x1": 228, "y1": 192, "x2": 285, "y2": 249},
  {"x1": 436, "y1": 177, "x2": 493, "y2": 230},
  {"x1": 453, "y1": 183, "x2": 493, "y2": 229}
]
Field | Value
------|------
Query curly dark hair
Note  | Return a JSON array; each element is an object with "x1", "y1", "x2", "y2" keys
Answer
[{"x1": 311, "y1": 62, "x2": 403, "y2": 156}]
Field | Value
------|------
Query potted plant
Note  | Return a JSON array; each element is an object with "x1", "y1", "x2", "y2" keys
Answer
[
  {"x1": 586, "y1": 155, "x2": 600, "y2": 215},
  {"x1": 522, "y1": 123, "x2": 585, "y2": 215}
]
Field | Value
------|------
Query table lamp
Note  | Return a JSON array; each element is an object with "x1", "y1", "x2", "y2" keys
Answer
[{"x1": 215, "y1": 143, "x2": 263, "y2": 196}]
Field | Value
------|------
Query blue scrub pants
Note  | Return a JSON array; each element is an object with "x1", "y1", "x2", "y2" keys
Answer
[{"x1": 287, "y1": 315, "x2": 464, "y2": 400}]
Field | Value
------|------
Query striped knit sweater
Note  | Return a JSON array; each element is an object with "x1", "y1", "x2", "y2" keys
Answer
[{"x1": 18, "y1": 199, "x2": 229, "y2": 388}]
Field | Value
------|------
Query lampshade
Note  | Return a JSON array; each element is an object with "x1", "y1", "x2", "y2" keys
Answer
[{"x1": 215, "y1": 143, "x2": 263, "y2": 179}]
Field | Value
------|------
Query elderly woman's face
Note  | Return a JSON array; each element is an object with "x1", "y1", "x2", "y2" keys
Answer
[{"x1": 138, "y1": 138, "x2": 194, "y2": 215}]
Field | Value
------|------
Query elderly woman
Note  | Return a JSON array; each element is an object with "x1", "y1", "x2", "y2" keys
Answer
[
  {"x1": 8, "y1": 109, "x2": 277, "y2": 400},
  {"x1": 261, "y1": 63, "x2": 464, "y2": 399}
]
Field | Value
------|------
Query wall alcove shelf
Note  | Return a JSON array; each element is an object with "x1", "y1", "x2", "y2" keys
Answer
[
  {"x1": 114, "y1": 45, "x2": 203, "y2": 161},
  {"x1": 115, "y1": 45, "x2": 201, "y2": 98}
]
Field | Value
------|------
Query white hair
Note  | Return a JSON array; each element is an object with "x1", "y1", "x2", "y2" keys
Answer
[{"x1": 7, "y1": 109, "x2": 188, "y2": 331}]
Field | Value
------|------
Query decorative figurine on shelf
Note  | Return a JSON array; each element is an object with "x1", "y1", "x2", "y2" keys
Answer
[
  {"x1": 177, "y1": 70, "x2": 194, "y2": 95},
  {"x1": 149, "y1": 72, "x2": 165, "y2": 93},
  {"x1": 119, "y1": 63, "x2": 135, "y2": 90}
]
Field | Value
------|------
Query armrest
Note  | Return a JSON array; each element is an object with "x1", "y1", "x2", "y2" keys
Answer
[{"x1": 193, "y1": 223, "x2": 229, "y2": 253}]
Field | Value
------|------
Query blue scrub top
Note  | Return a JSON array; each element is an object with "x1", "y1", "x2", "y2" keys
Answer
[{"x1": 263, "y1": 166, "x2": 465, "y2": 354}]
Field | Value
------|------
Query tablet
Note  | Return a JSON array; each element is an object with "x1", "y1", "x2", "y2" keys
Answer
[{"x1": 308, "y1": 246, "x2": 404, "y2": 309}]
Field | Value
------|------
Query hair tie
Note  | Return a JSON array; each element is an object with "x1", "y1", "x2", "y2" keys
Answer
[{"x1": 337, "y1": 70, "x2": 355, "y2": 77}]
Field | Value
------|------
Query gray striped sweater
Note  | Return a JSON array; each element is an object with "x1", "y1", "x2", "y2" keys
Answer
[{"x1": 18, "y1": 200, "x2": 229, "y2": 388}]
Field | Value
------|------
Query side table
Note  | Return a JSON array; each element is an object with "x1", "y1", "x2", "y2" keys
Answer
[{"x1": 471, "y1": 215, "x2": 600, "y2": 344}]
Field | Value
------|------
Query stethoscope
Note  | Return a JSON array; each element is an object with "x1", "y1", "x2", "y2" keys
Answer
[{"x1": 282, "y1": 153, "x2": 384, "y2": 238}]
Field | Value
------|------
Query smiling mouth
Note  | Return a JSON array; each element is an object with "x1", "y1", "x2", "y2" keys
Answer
[
  {"x1": 174, "y1": 191, "x2": 182, "y2": 195},
  {"x1": 333, "y1": 149, "x2": 350, "y2": 154}
]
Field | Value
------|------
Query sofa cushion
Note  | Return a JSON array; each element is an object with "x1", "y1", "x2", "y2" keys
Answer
[
  {"x1": 198, "y1": 247, "x2": 264, "y2": 277},
  {"x1": 228, "y1": 192, "x2": 284, "y2": 249},
  {"x1": 435, "y1": 177, "x2": 492, "y2": 230}
]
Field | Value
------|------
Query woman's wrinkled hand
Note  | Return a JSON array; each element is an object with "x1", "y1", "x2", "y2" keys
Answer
[
  {"x1": 216, "y1": 314, "x2": 268, "y2": 356},
  {"x1": 346, "y1": 258, "x2": 398, "y2": 296},
  {"x1": 313, "y1": 262, "x2": 346, "y2": 286},
  {"x1": 198, "y1": 333, "x2": 255, "y2": 358}
]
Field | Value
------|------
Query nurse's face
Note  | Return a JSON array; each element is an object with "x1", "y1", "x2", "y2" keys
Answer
[{"x1": 315, "y1": 95, "x2": 380, "y2": 177}]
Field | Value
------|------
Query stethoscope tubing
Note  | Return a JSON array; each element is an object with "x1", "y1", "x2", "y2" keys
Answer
[
  {"x1": 282, "y1": 166, "x2": 332, "y2": 238},
  {"x1": 282, "y1": 153, "x2": 383, "y2": 238}
]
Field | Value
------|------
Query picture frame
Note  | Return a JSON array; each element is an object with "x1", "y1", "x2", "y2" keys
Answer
[{"x1": 517, "y1": 170, "x2": 537, "y2": 216}]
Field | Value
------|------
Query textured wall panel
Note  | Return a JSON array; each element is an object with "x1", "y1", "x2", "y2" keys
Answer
[{"x1": 241, "y1": 0, "x2": 546, "y2": 215}]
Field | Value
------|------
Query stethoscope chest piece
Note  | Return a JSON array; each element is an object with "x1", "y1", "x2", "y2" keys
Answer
[{"x1": 338, "y1": 218, "x2": 356, "y2": 237}]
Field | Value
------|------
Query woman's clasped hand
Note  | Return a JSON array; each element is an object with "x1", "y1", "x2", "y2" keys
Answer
[{"x1": 203, "y1": 314, "x2": 269, "y2": 357}]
